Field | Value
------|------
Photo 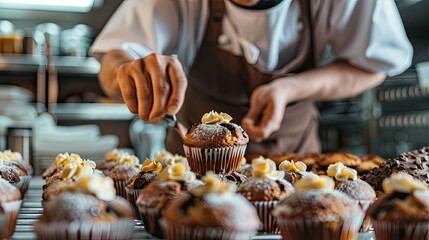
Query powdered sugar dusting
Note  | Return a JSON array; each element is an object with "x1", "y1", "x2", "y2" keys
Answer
[{"x1": 190, "y1": 124, "x2": 228, "y2": 141}]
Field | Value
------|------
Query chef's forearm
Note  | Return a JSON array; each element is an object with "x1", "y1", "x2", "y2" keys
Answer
[
  {"x1": 276, "y1": 61, "x2": 386, "y2": 103},
  {"x1": 98, "y1": 49, "x2": 134, "y2": 99}
]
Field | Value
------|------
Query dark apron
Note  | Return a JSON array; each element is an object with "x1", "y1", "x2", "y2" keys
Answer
[{"x1": 166, "y1": 0, "x2": 321, "y2": 156}]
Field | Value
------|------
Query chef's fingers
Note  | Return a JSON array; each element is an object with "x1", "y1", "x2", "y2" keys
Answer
[
  {"x1": 242, "y1": 90, "x2": 265, "y2": 141},
  {"x1": 117, "y1": 64, "x2": 138, "y2": 114},
  {"x1": 256, "y1": 100, "x2": 285, "y2": 139},
  {"x1": 131, "y1": 62, "x2": 152, "y2": 122},
  {"x1": 146, "y1": 55, "x2": 170, "y2": 124},
  {"x1": 166, "y1": 59, "x2": 187, "y2": 115}
]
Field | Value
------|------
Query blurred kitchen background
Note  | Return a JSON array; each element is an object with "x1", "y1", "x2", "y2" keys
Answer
[{"x1": 0, "y1": 0, "x2": 428, "y2": 174}]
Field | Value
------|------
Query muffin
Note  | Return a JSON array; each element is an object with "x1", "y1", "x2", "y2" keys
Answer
[
  {"x1": 97, "y1": 149, "x2": 129, "y2": 173},
  {"x1": 198, "y1": 171, "x2": 248, "y2": 187},
  {"x1": 272, "y1": 174, "x2": 364, "y2": 240},
  {"x1": 42, "y1": 152, "x2": 82, "y2": 179},
  {"x1": 327, "y1": 162, "x2": 376, "y2": 232},
  {"x1": 136, "y1": 162, "x2": 202, "y2": 238},
  {"x1": 125, "y1": 158, "x2": 163, "y2": 217},
  {"x1": 42, "y1": 159, "x2": 99, "y2": 201},
  {"x1": 0, "y1": 159, "x2": 30, "y2": 196},
  {"x1": 0, "y1": 177, "x2": 22, "y2": 238},
  {"x1": 238, "y1": 157, "x2": 294, "y2": 233},
  {"x1": 161, "y1": 172, "x2": 261, "y2": 240},
  {"x1": 103, "y1": 153, "x2": 141, "y2": 198},
  {"x1": 319, "y1": 152, "x2": 361, "y2": 168},
  {"x1": 183, "y1": 111, "x2": 248, "y2": 174},
  {"x1": 35, "y1": 174, "x2": 134, "y2": 240},
  {"x1": 1, "y1": 149, "x2": 33, "y2": 175},
  {"x1": 367, "y1": 172, "x2": 429, "y2": 240},
  {"x1": 278, "y1": 159, "x2": 309, "y2": 184},
  {"x1": 363, "y1": 147, "x2": 429, "y2": 193}
]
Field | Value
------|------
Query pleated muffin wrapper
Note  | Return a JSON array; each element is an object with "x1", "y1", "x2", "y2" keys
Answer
[
  {"x1": 183, "y1": 145, "x2": 246, "y2": 174},
  {"x1": 0, "y1": 200, "x2": 22, "y2": 238},
  {"x1": 371, "y1": 219, "x2": 429, "y2": 240},
  {"x1": 277, "y1": 211, "x2": 364, "y2": 240},
  {"x1": 125, "y1": 187, "x2": 142, "y2": 219},
  {"x1": 34, "y1": 219, "x2": 135, "y2": 240},
  {"x1": 137, "y1": 206, "x2": 163, "y2": 238},
  {"x1": 160, "y1": 219, "x2": 257, "y2": 240},
  {"x1": 252, "y1": 200, "x2": 280, "y2": 234},
  {"x1": 10, "y1": 175, "x2": 32, "y2": 197},
  {"x1": 113, "y1": 179, "x2": 128, "y2": 199}
]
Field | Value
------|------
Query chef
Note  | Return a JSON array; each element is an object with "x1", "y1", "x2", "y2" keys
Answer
[{"x1": 90, "y1": 0, "x2": 412, "y2": 155}]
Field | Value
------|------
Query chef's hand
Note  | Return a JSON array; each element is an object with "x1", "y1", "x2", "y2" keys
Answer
[
  {"x1": 242, "y1": 80, "x2": 289, "y2": 142},
  {"x1": 117, "y1": 53, "x2": 187, "y2": 124}
]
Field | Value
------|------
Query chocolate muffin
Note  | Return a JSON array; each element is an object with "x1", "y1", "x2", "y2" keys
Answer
[
  {"x1": 362, "y1": 146, "x2": 429, "y2": 193},
  {"x1": 0, "y1": 178, "x2": 22, "y2": 238},
  {"x1": 367, "y1": 172, "x2": 429, "y2": 240},
  {"x1": 183, "y1": 111, "x2": 248, "y2": 174},
  {"x1": 97, "y1": 149, "x2": 129, "y2": 173},
  {"x1": 125, "y1": 158, "x2": 163, "y2": 217},
  {"x1": 161, "y1": 173, "x2": 261, "y2": 240},
  {"x1": 35, "y1": 175, "x2": 135, "y2": 240},
  {"x1": 197, "y1": 171, "x2": 248, "y2": 186},
  {"x1": 273, "y1": 174, "x2": 363, "y2": 240},
  {"x1": 278, "y1": 159, "x2": 309, "y2": 184},
  {"x1": 136, "y1": 162, "x2": 202, "y2": 237},
  {"x1": 238, "y1": 157, "x2": 294, "y2": 233}
]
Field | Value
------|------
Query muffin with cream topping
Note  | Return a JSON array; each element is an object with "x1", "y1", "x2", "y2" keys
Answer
[
  {"x1": 125, "y1": 158, "x2": 163, "y2": 217},
  {"x1": 42, "y1": 159, "x2": 99, "y2": 201},
  {"x1": 0, "y1": 157, "x2": 30, "y2": 196},
  {"x1": 327, "y1": 162, "x2": 376, "y2": 232},
  {"x1": 97, "y1": 149, "x2": 129, "y2": 173},
  {"x1": 103, "y1": 153, "x2": 141, "y2": 198},
  {"x1": 367, "y1": 172, "x2": 429, "y2": 240},
  {"x1": 136, "y1": 162, "x2": 202, "y2": 238},
  {"x1": 35, "y1": 174, "x2": 135, "y2": 240},
  {"x1": 238, "y1": 157, "x2": 294, "y2": 233},
  {"x1": 161, "y1": 172, "x2": 261, "y2": 240},
  {"x1": 272, "y1": 174, "x2": 364, "y2": 240},
  {"x1": 278, "y1": 159, "x2": 311, "y2": 184},
  {"x1": 0, "y1": 149, "x2": 33, "y2": 175},
  {"x1": 183, "y1": 111, "x2": 248, "y2": 174},
  {"x1": 0, "y1": 177, "x2": 22, "y2": 238}
]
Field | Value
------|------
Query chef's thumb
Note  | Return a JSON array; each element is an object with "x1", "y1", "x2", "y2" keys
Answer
[
  {"x1": 242, "y1": 96, "x2": 264, "y2": 135},
  {"x1": 166, "y1": 61, "x2": 188, "y2": 115}
]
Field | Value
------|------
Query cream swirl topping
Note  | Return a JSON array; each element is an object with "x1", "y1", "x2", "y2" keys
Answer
[
  {"x1": 201, "y1": 110, "x2": 233, "y2": 124},
  {"x1": 279, "y1": 160, "x2": 307, "y2": 172},
  {"x1": 60, "y1": 161, "x2": 95, "y2": 181},
  {"x1": 141, "y1": 158, "x2": 163, "y2": 173},
  {"x1": 191, "y1": 172, "x2": 236, "y2": 197},
  {"x1": 154, "y1": 149, "x2": 174, "y2": 162},
  {"x1": 382, "y1": 172, "x2": 429, "y2": 193},
  {"x1": 116, "y1": 154, "x2": 139, "y2": 166},
  {"x1": 55, "y1": 152, "x2": 82, "y2": 167},
  {"x1": 295, "y1": 174, "x2": 335, "y2": 192},
  {"x1": 326, "y1": 162, "x2": 357, "y2": 181},
  {"x1": 61, "y1": 175, "x2": 116, "y2": 201},
  {"x1": 159, "y1": 154, "x2": 188, "y2": 166},
  {"x1": 251, "y1": 156, "x2": 284, "y2": 180},
  {"x1": 159, "y1": 162, "x2": 196, "y2": 182},
  {"x1": 1, "y1": 150, "x2": 23, "y2": 161},
  {"x1": 105, "y1": 149, "x2": 125, "y2": 162}
]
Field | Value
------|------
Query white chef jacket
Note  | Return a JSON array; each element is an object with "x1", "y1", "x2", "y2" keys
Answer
[{"x1": 90, "y1": 0, "x2": 413, "y2": 77}]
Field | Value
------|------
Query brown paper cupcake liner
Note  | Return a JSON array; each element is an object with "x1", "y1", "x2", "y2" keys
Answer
[
  {"x1": 113, "y1": 180, "x2": 127, "y2": 199},
  {"x1": 277, "y1": 212, "x2": 364, "y2": 240},
  {"x1": 183, "y1": 145, "x2": 246, "y2": 174},
  {"x1": 160, "y1": 219, "x2": 256, "y2": 240},
  {"x1": 138, "y1": 206, "x2": 163, "y2": 238},
  {"x1": 11, "y1": 175, "x2": 31, "y2": 197},
  {"x1": 252, "y1": 200, "x2": 279, "y2": 234},
  {"x1": 34, "y1": 219, "x2": 135, "y2": 240},
  {"x1": 0, "y1": 200, "x2": 22, "y2": 238},
  {"x1": 371, "y1": 219, "x2": 429, "y2": 240},
  {"x1": 125, "y1": 187, "x2": 142, "y2": 219}
]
